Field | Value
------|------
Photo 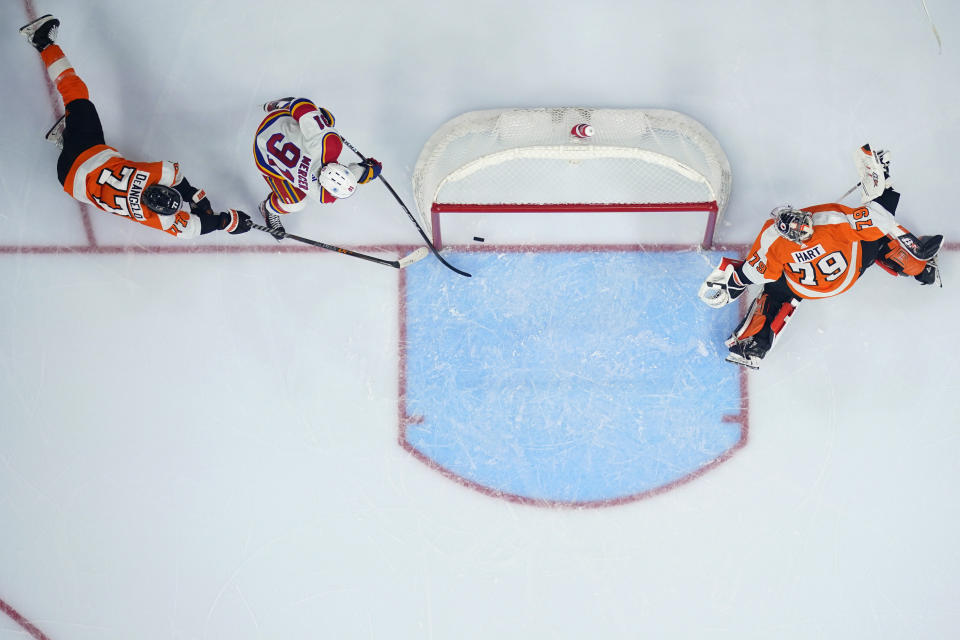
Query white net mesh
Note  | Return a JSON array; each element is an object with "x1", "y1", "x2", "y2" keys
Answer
[{"x1": 412, "y1": 108, "x2": 732, "y2": 242}]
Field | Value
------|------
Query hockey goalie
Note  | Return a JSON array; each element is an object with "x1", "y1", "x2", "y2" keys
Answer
[{"x1": 698, "y1": 145, "x2": 942, "y2": 369}]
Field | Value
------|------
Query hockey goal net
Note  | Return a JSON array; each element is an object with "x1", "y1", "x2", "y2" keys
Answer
[{"x1": 412, "y1": 108, "x2": 731, "y2": 249}]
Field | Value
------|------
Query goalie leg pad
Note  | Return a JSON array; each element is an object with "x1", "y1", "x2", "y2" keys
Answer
[
  {"x1": 725, "y1": 294, "x2": 768, "y2": 347},
  {"x1": 724, "y1": 292, "x2": 800, "y2": 367},
  {"x1": 881, "y1": 236, "x2": 941, "y2": 276}
]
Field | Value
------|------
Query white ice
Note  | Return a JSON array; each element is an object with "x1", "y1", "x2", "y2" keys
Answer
[{"x1": 1, "y1": 1, "x2": 959, "y2": 638}]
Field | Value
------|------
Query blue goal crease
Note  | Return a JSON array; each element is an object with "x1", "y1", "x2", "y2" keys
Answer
[{"x1": 402, "y1": 249, "x2": 743, "y2": 504}]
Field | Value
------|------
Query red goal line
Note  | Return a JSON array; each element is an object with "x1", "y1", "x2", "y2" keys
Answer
[
  {"x1": 429, "y1": 201, "x2": 720, "y2": 249},
  {"x1": 431, "y1": 201, "x2": 719, "y2": 213}
]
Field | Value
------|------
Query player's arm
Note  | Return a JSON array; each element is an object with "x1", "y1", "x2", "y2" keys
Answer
[
  {"x1": 157, "y1": 208, "x2": 250, "y2": 238},
  {"x1": 287, "y1": 98, "x2": 337, "y2": 157},
  {"x1": 151, "y1": 164, "x2": 250, "y2": 236}
]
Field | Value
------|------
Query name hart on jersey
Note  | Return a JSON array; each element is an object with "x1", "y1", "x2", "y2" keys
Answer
[{"x1": 791, "y1": 244, "x2": 824, "y2": 263}]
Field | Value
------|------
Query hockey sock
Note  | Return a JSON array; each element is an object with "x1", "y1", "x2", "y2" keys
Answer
[
  {"x1": 268, "y1": 193, "x2": 294, "y2": 215},
  {"x1": 40, "y1": 45, "x2": 89, "y2": 104}
]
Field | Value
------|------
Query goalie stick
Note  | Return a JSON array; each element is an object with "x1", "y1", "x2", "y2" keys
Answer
[
  {"x1": 249, "y1": 223, "x2": 428, "y2": 269},
  {"x1": 339, "y1": 136, "x2": 472, "y2": 278}
]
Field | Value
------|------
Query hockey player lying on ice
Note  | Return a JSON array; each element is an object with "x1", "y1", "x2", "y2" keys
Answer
[
  {"x1": 20, "y1": 15, "x2": 251, "y2": 239},
  {"x1": 253, "y1": 97, "x2": 382, "y2": 238},
  {"x1": 699, "y1": 144, "x2": 942, "y2": 369}
]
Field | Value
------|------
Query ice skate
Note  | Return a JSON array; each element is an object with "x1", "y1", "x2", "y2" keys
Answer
[
  {"x1": 258, "y1": 199, "x2": 285, "y2": 240},
  {"x1": 45, "y1": 115, "x2": 66, "y2": 150},
  {"x1": 725, "y1": 351, "x2": 761, "y2": 369},
  {"x1": 916, "y1": 256, "x2": 941, "y2": 287},
  {"x1": 262, "y1": 97, "x2": 294, "y2": 112},
  {"x1": 724, "y1": 335, "x2": 766, "y2": 370},
  {"x1": 20, "y1": 14, "x2": 59, "y2": 52}
]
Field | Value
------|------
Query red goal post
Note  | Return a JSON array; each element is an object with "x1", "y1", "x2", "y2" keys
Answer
[{"x1": 412, "y1": 108, "x2": 732, "y2": 249}]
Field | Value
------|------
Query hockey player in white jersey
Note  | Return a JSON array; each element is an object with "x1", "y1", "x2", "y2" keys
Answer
[{"x1": 253, "y1": 97, "x2": 381, "y2": 237}]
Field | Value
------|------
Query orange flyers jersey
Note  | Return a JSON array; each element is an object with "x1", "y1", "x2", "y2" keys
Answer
[
  {"x1": 63, "y1": 144, "x2": 202, "y2": 238},
  {"x1": 253, "y1": 100, "x2": 345, "y2": 204},
  {"x1": 741, "y1": 202, "x2": 892, "y2": 300}
]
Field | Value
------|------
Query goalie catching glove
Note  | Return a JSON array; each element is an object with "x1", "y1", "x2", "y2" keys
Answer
[{"x1": 698, "y1": 257, "x2": 749, "y2": 308}]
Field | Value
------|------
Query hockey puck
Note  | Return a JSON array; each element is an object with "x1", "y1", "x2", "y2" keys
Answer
[{"x1": 473, "y1": 236, "x2": 485, "y2": 242}]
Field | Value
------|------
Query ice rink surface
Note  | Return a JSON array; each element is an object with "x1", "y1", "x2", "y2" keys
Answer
[{"x1": 2, "y1": 1, "x2": 960, "y2": 638}]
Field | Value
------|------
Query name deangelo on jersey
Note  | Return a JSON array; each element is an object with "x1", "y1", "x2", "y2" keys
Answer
[
  {"x1": 63, "y1": 144, "x2": 200, "y2": 237},
  {"x1": 91, "y1": 166, "x2": 152, "y2": 220}
]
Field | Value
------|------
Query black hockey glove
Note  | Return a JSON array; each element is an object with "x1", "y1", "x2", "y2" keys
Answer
[
  {"x1": 190, "y1": 190, "x2": 215, "y2": 217},
  {"x1": 219, "y1": 209, "x2": 252, "y2": 235},
  {"x1": 173, "y1": 178, "x2": 212, "y2": 215}
]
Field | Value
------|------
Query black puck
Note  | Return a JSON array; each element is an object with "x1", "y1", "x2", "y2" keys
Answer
[{"x1": 473, "y1": 236, "x2": 485, "y2": 242}]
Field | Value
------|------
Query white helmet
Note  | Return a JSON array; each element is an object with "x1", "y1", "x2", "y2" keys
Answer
[{"x1": 318, "y1": 162, "x2": 360, "y2": 199}]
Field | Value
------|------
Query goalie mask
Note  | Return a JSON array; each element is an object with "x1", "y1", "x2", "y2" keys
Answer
[
  {"x1": 771, "y1": 206, "x2": 813, "y2": 243},
  {"x1": 143, "y1": 184, "x2": 183, "y2": 216},
  {"x1": 317, "y1": 162, "x2": 359, "y2": 199}
]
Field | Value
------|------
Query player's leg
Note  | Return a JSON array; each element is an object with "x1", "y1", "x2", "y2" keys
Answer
[
  {"x1": 56, "y1": 100, "x2": 106, "y2": 186},
  {"x1": 725, "y1": 279, "x2": 800, "y2": 369},
  {"x1": 871, "y1": 236, "x2": 941, "y2": 285},
  {"x1": 257, "y1": 175, "x2": 308, "y2": 236},
  {"x1": 21, "y1": 16, "x2": 107, "y2": 186}
]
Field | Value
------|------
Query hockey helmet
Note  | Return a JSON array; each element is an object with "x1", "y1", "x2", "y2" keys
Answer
[
  {"x1": 317, "y1": 162, "x2": 359, "y2": 199},
  {"x1": 771, "y1": 206, "x2": 813, "y2": 243},
  {"x1": 143, "y1": 184, "x2": 183, "y2": 216}
]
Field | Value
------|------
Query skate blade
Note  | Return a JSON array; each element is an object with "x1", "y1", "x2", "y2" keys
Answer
[
  {"x1": 45, "y1": 115, "x2": 65, "y2": 149},
  {"x1": 725, "y1": 353, "x2": 760, "y2": 369},
  {"x1": 19, "y1": 14, "x2": 55, "y2": 38}
]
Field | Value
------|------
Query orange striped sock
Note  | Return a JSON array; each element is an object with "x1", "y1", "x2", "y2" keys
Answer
[{"x1": 40, "y1": 44, "x2": 89, "y2": 103}]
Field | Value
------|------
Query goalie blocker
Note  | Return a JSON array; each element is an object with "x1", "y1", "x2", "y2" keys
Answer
[{"x1": 698, "y1": 143, "x2": 942, "y2": 369}]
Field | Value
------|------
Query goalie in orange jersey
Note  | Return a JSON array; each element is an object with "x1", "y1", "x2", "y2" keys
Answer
[
  {"x1": 20, "y1": 15, "x2": 251, "y2": 239},
  {"x1": 699, "y1": 145, "x2": 942, "y2": 369}
]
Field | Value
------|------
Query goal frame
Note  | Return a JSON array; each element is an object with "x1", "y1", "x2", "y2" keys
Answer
[{"x1": 412, "y1": 108, "x2": 731, "y2": 250}]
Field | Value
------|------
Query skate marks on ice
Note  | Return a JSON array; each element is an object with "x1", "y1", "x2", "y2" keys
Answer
[{"x1": 400, "y1": 247, "x2": 748, "y2": 506}]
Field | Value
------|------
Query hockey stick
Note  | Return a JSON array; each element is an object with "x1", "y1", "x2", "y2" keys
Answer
[
  {"x1": 339, "y1": 137, "x2": 472, "y2": 278},
  {"x1": 249, "y1": 223, "x2": 428, "y2": 269},
  {"x1": 837, "y1": 183, "x2": 860, "y2": 202}
]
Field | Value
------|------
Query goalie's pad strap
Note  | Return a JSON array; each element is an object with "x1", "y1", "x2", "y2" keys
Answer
[{"x1": 769, "y1": 299, "x2": 799, "y2": 337}]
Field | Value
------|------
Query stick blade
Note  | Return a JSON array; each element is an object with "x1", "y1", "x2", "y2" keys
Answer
[{"x1": 398, "y1": 247, "x2": 429, "y2": 268}]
